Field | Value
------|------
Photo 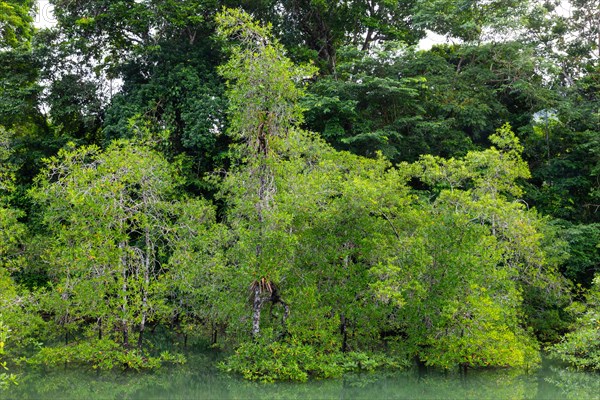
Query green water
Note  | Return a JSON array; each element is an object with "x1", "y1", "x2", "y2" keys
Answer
[{"x1": 4, "y1": 355, "x2": 599, "y2": 400}]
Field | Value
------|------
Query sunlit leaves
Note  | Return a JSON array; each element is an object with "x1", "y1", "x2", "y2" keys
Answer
[
  {"x1": 0, "y1": 0, "x2": 34, "y2": 50},
  {"x1": 369, "y1": 124, "x2": 560, "y2": 369},
  {"x1": 550, "y1": 275, "x2": 600, "y2": 371},
  {"x1": 29, "y1": 140, "x2": 212, "y2": 354},
  {"x1": 216, "y1": 8, "x2": 316, "y2": 157}
]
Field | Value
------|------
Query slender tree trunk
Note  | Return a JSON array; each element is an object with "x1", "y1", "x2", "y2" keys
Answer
[
  {"x1": 340, "y1": 313, "x2": 348, "y2": 352},
  {"x1": 137, "y1": 325, "x2": 144, "y2": 349},
  {"x1": 545, "y1": 117, "x2": 551, "y2": 162},
  {"x1": 119, "y1": 241, "x2": 129, "y2": 348},
  {"x1": 252, "y1": 157, "x2": 267, "y2": 338},
  {"x1": 211, "y1": 322, "x2": 218, "y2": 345},
  {"x1": 138, "y1": 228, "x2": 151, "y2": 350},
  {"x1": 252, "y1": 285, "x2": 264, "y2": 339},
  {"x1": 274, "y1": 297, "x2": 290, "y2": 339},
  {"x1": 122, "y1": 284, "x2": 129, "y2": 347}
]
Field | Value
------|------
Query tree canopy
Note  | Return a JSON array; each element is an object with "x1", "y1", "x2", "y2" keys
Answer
[{"x1": 0, "y1": 1, "x2": 598, "y2": 385}]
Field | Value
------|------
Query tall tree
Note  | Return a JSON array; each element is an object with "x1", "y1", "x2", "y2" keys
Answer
[
  {"x1": 215, "y1": 8, "x2": 316, "y2": 338},
  {"x1": 371, "y1": 124, "x2": 567, "y2": 367},
  {"x1": 39, "y1": 0, "x2": 229, "y2": 186},
  {"x1": 29, "y1": 140, "x2": 203, "y2": 352},
  {"x1": 411, "y1": 0, "x2": 529, "y2": 42},
  {"x1": 0, "y1": 0, "x2": 44, "y2": 133},
  {"x1": 304, "y1": 40, "x2": 551, "y2": 164},
  {"x1": 239, "y1": 0, "x2": 422, "y2": 73}
]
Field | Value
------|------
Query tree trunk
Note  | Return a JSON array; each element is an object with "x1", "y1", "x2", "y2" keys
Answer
[
  {"x1": 252, "y1": 285, "x2": 265, "y2": 339},
  {"x1": 138, "y1": 228, "x2": 151, "y2": 350},
  {"x1": 340, "y1": 313, "x2": 348, "y2": 352},
  {"x1": 211, "y1": 322, "x2": 218, "y2": 345},
  {"x1": 122, "y1": 278, "x2": 129, "y2": 348},
  {"x1": 119, "y1": 241, "x2": 129, "y2": 348}
]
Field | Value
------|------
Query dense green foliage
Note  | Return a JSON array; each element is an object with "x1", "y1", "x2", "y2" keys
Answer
[
  {"x1": 0, "y1": 0, "x2": 598, "y2": 385},
  {"x1": 29, "y1": 141, "x2": 206, "y2": 354},
  {"x1": 550, "y1": 276, "x2": 600, "y2": 371},
  {"x1": 0, "y1": 320, "x2": 18, "y2": 389},
  {"x1": 221, "y1": 339, "x2": 409, "y2": 382}
]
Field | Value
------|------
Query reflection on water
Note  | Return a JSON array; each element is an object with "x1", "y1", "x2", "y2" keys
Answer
[
  {"x1": 545, "y1": 366, "x2": 600, "y2": 400},
  {"x1": 4, "y1": 355, "x2": 599, "y2": 400}
]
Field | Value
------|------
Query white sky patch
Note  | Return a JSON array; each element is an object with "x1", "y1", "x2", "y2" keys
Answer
[
  {"x1": 417, "y1": 30, "x2": 455, "y2": 51},
  {"x1": 35, "y1": 0, "x2": 56, "y2": 29},
  {"x1": 556, "y1": 0, "x2": 573, "y2": 17}
]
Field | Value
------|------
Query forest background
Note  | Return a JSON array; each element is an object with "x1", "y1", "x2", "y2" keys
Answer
[{"x1": 0, "y1": 0, "x2": 598, "y2": 384}]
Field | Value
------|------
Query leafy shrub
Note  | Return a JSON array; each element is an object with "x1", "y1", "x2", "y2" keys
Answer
[
  {"x1": 220, "y1": 337, "x2": 409, "y2": 382},
  {"x1": 27, "y1": 339, "x2": 185, "y2": 371},
  {"x1": 0, "y1": 320, "x2": 18, "y2": 390},
  {"x1": 550, "y1": 276, "x2": 600, "y2": 371}
]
